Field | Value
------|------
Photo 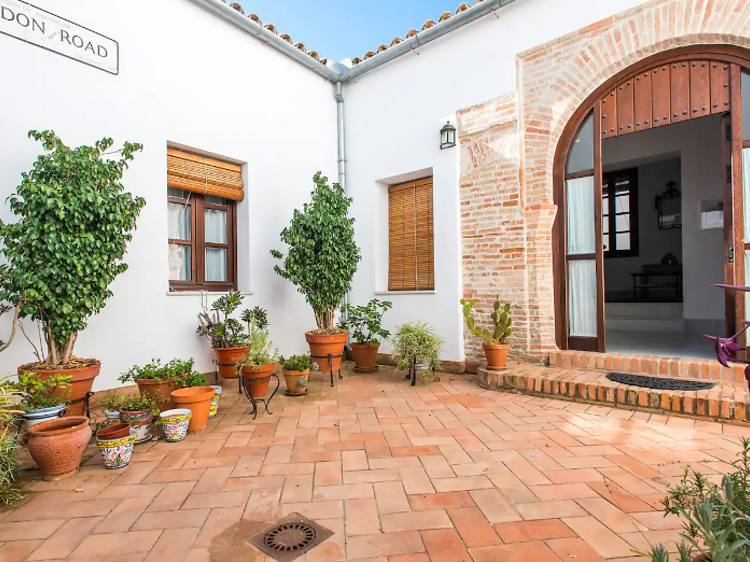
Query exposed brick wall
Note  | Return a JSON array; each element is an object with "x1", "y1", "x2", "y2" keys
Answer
[{"x1": 457, "y1": 0, "x2": 750, "y2": 364}]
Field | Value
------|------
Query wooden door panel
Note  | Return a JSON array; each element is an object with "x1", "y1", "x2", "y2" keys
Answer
[
  {"x1": 652, "y1": 64, "x2": 671, "y2": 128},
  {"x1": 616, "y1": 79, "x2": 635, "y2": 135},
  {"x1": 670, "y1": 61, "x2": 690, "y2": 124},
  {"x1": 634, "y1": 70, "x2": 653, "y2": 132},
  {"x1": 600, "y1": 90, "x2": 617, "y2": 139},
  {"x1": 690, "y1": 61, "x2": 711, "y2": 119},
  {"x1": 711, "y1": 62, "x2": 731, "y2": 114}
]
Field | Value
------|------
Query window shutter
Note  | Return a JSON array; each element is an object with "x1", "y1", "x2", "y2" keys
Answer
[
  {"x1": 167, "y1": 148, "x2": 244, "y2": 201},
  {"x1": 388, "y1": 177, "x2": 434, "y2": 291}
]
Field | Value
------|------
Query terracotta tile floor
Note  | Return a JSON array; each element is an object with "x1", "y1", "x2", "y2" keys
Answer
[{"x1": 3, "y1": 365, "x2": 750, "y2": 562}]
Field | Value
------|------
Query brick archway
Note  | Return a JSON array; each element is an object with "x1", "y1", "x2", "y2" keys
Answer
[{"x1": 457, "y1": 0, "x2": 750, "y2": 366}]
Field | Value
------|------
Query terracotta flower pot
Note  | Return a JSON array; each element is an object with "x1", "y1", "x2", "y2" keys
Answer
[
  {"x1": 18, "y1": 361, "x2": 100, "y2": 417},
  {"x1": 213, "y1": 346, "x2": 250, "y2": 379},
  {"x1": 351, "y1": 342, "x2": 379, "y2": 373},
  {"x1": 27, "y1": 416, "x2": 91, "y2": 481},
  {"x1": 96, "y1": 423, "x2": 130, "y2": 441},
  {"x1": 242, "y1": 364, "x2": 274, "y2": 398},
  {"x1": 483, "y1": 343, "x2": 509, "y2": 370},
  {"x1": 135, "y1": 377, "x2": 180, "y2": 406},
  {"x1": 170, "y1": 387, "x2": 216, "y2": 432},
  {"x1": 306, "y1": 332, "x2": 348, "y2": 373},
  {"x1": 283, "y1": 369, "x2": 309, "y2": 396},
  {"x1": 120, "y1": 409, "x2": 154, "y2": 444}
]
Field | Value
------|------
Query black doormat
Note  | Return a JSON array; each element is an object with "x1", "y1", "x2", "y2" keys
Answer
[
  {"x1": 248, "y1": 513, "x2": 334, "y2": 562},
  {"x1": 606, "y1": 372, "x2": 715, "y2": 391}
]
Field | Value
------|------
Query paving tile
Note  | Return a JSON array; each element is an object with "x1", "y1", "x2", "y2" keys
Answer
[
  {"x1": 313, "y1": 483, "x2": 374, "y2": 501},
  {"x1": 421, "y1": 528, "x2": 471, "y2": 562},
  {"x1": 494, "y1": 518, "x2": 577, "y2": 543},
  {"x1": 70, "y1": 531, "x2": 162, "y2": 558},
  {"x1": 132, "y1": 509, "x2": 209, "y2": 531},
  {"x1": 0, "y1": 519, "x2": 67, "y2": 541},
  {"x1": 94, "y1": 498, "x2": 153, "y2": 534},
  {"x1": 398, "y1": 468, "x2": 436, "y2": 494},
  {"x1": 514, "y1": 500, "x2": 587, "y2": 520},
  {"x1": 144, "y1": 528, "x2": 198, "y2": 562},
  {"x1": 546, "y1": 537, "x2": 607, "y2": 562},
  {"x1": 545, "y1": 468, "x2": 605, "y2": 484},
  {"x1": 432, "y1": 476, "x2": 493, "y2": 493},
  {"x1": 530, "y1": 483, "x2": 599, "y2": 501},
  {"x1": 469, "y1": 541, "x2": 561, "y2": 562},
  {"x1": 469, "y1": 489, "x2": 522, "y2": 523},
  {"x1": 148, "y1": 482, "x2": 196, "y2": 512},
  {"x1": 407, "y1": 491, "x2": 474, "y2": 511},
  {"x1": 373, "y1": 481, "x2": 410, "y2": 514},
  {"x1": 27, "y1": 516, "x2": 103, "y2": 560},
  {"x1": 0, "y1": 540, "x2": 43, "y2": 562},
  {"x1": 562, "y1": 516, "x2": 635, "y2": 558},
  {"x1": 193, "y1": 507, "x2": 244, "y2": 548},
  {"x1": 345, "y1": 498, "x2": 381, "y2": 536},
  {"x1": 182, "y1": 491, "x2": 250, "y2": 510},
  {"x1": 243, "y1": 488, "x2": 282, "y2": 522},
  {"x1": 380, "y1": 510, "x2": 452, "y2": 532},
  {"x1": 447, "y1": 507, "x2": 500, "y2": 548},
  {"x1": 575, "y1": 497, "x2": 641, "y2": 533},
  {"x1": 345, "y1": 531, "x2": 425, "y2": 559}
]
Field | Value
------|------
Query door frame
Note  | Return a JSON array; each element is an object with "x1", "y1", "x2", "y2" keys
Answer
[{"x1": 553, "y1": 45, "x2": 750, "y2": 351}]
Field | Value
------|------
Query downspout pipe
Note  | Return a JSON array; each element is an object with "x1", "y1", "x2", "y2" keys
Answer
[
  {"x1": 335, "y1": 81, "x2": 350, "y2": 316},
  {"x1": 187, "y1": 0, "x2": 340, "y2": 82}
]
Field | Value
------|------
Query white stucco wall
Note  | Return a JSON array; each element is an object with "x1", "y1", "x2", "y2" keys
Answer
[{"x1": 0, "y1": 0, "x2": 339, "y2": 389}]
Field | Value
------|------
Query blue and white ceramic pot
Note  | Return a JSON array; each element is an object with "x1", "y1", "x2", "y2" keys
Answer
[
  {"x1": 97, "y1": 429, "x2": 137, "y2": 469},
  {"x1": 22, "y1": 404, "x2": 66, "y2": 432},
  {"x1": 208, "y1": 385, "x2": 222, "y2": 419},
  {"x1": 160, "y1": 408, "x2": 192, "y2": 443},
  {"x1": 104, "y1": 410, "x2": 122, "y2": 425}
]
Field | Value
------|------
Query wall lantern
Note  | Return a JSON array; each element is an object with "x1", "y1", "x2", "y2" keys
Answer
[{"x1": 440, "y1": 122, "x2": 456, "y2": 150}]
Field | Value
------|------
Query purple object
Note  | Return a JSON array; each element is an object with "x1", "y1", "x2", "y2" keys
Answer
[{"x1": 709, "y1": 285, "x2": 750, "y2": 392}]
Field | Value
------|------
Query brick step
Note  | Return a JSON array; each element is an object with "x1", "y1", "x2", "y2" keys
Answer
[
  {"x1": 479, "y1": 363, "x2": 750, "y2": 424},
  {"x1": 549, "y1": 349, "x2": 746, "y2": 385}
]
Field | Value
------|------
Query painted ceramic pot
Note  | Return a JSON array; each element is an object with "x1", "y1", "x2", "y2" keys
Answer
[
  {"x1": 22, "y1": 404, "x2": 66, "y2": 431},
  {"x1": 160, "y1": 408, "x2": 192, "y2": 442},
  {"x1": 97, "y1": 429, "x2": 137, "y2": 469},
  {"x1": 104, "y1": 410, "x2": 122, "y2": 424},
  {"x1": 208, "y1": 385, "x2": 222, "y2": 419},
  {"x1": 120, "y1": 408, "x2": 153, "y2": 444}
]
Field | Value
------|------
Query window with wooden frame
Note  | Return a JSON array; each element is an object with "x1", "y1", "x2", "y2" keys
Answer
[
  {"x1": 388, "y1": 177, "x2": 435, "y2": 291},
  {"x1": 602, "y1": 167, "x2": 639, "y2": 258},
  {"x1": 167, "y1": 148, "x2": 243, "y2": 291}
]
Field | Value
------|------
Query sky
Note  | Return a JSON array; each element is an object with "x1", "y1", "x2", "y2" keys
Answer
[{"x1": 232, "y1": 1, "x2": 465, "y2": 61}]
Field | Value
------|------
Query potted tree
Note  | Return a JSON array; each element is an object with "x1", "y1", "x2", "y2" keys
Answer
[
  {"x1": 340, "y1": 299, "x2": 392, "y2": 373},
  {"x1": 271, "y1": 172, "x2": 361, "y2": 373},
  {"x1": 239, "y1": 327, "x2": 280, "y2": 399},
  {"x1": 281, "y1": 355, "x2": 317, "y2": 396},
  {"x1": 461, "y1": 297, "x2": 513, "y2": 369},
  {"x1": 197, "y1": 292, "x2": 261, "y2": 379},
  {"x1": 0, "y1": 130, "x2": 145, "y2": 416},
  {"x1": 118, "y1": 358, "x2": 193, "y2": 404},
  {"x1": 391, "y1": 322, "x2": 443, "y2": 384},
  {"x1": 15, "y1": 372, "x2": 72, "y2": 431}
]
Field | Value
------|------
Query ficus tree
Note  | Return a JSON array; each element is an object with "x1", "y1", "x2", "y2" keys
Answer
[
  {"x1": 0, "y1": 130, "x2": 145, "y2": 366},
  {"x1": 271, "y1": 172, "x2": 361, "y2": 331}
]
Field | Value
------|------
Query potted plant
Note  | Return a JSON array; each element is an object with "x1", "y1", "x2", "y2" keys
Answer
[
  {"x1": 281, "y1": 355, "x2": 317, "y2": 396},
  {"x1": 169, "y1": 370, "x2": 212, "y2": 433},
  {"x1": 271, "y1": 172, "x2": 361, "y2": 373},
  {"x1": 239, "y1": 327, "x2": 280, "y2": 399},
  {"x1": 159, "y1": 408, "x2": 192, "y2": 443},
  {"x1": 118, "y1": 358, "x2": 193, "y2": 404},
  {"x1": 340, "y1": 299, "x2": 392, "y2": 372},
  {"x1": 27, "y1": 416, "x2": 91, "y2": 481},
  {"x1": 391, "y1": 322, "x2": 443, "y2": 384},
  {"x1": 0, "y1": 375, "x2": 25, "y2": 504},
  {"x1": 98, "y1": 394, "x2": 125, "y2": 425},
  {"x1": 15, "y1": 372, "x2": 72, "y2": 431},
  {"x1": 96, "y1": 427, "x2": 137, "y2": 470},
  {"x1": 118, "y1": 395, "x2": 162, "y2": 444},
  {"x1": 461, "y1": 297, "x2": 513, "y2": 369},
  {"x1": 0, "y1": 130, "x2": 145, "y2": 416}
]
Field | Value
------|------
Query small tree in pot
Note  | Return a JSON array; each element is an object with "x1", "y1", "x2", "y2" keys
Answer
[
  {"x1": 271, "y1": 172, "x2": 361, "y2": 373},
  {"x1": 339, "y1": 299, "x2": 392, "y2": 373},
  {"x1": 391, "y1": 322, "x2": 443, "y2": 384},
  {"x1": 238, "y1": 327, "x2": 280, "y2": 399},
  {"x1": 461, "y1": 297, "x2": 513, "y2": 370},
  {"x1": 0, "y1": 130, "x2": 145, "y2": 416}
]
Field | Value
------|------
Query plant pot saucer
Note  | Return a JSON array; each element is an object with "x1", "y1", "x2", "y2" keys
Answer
[
  {"x1": 284, "y1": 389, "x2": 308, "y2": 396},
  {"x1": 485, "y1": 365, "x2": 509, "y2": 371},
  {"x1": 353, "y1": 365, "x2": 379, "y2": 373}
]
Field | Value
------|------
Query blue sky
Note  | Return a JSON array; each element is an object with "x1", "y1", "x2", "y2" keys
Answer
[{"x1": 232, "y1": 1, "x2": 464, "y2": 61}]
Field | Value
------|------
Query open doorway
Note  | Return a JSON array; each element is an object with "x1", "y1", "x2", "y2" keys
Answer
[{"x1": 602, "y1": 115, "x2": 724, "y2": 359}]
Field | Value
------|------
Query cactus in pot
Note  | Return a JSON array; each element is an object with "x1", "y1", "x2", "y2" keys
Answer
[{"x1": 461, "y1": 296, "x2": 512, "y2": 370}]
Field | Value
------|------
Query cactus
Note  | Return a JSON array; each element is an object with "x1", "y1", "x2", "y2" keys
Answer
[{"x1": 460, "y1": 296, "x2": 512, "y2": 345}]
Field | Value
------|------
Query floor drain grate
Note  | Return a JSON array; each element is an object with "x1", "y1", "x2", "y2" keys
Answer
[
  {"x1": 606, "y1": 372, "x2": 715, "y2": 391},
  {"x1": 248, "y1": 513, "x2": 334, "y2": 562}
]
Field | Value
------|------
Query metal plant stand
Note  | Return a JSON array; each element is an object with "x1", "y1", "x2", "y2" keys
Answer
[
  {"x1": 310, "y1": 352, "x2": 343, "y2": 388},
  {"x1": 212, "y1": 359, "x2": 242, "y2": 392},
  {"x1": 239, "y1": 373, "x2": 280, "y2": 420},
  {"x1": 406, "y1": 359, "x2": 440, "y2": 386}
]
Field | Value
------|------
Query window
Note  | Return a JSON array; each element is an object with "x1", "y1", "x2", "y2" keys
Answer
[
  {"x1": 602, "y1": 168, "x2": 638, "y2": 258},
  {"x1": 388, "y1": 177, "x2": 434, "y2": 291},
  {"x1": 167, "y1": 148, "x2": 243, "y2": 291}
]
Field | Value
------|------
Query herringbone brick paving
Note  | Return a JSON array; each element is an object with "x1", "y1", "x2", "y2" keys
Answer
[{"x1": 2, "y1": 365, "x2": 749, "y2": 561}]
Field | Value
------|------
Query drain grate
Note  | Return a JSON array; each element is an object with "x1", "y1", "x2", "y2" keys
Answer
[
  {"x1": 248, "y1": 513, "x2": 333, "y2": 562},
  {"x1": 606, "y1": 372, "x2": 715, "y2": 391}
]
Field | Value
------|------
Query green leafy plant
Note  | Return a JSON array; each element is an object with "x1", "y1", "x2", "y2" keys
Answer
[
  {"x1": 638, "y1": 438, "x2": 750, "y2": 561},
  {"x1": 281, "y1": 354, "x2": 318, "y2": 372},
  {"x1": 241, "y1": 306, "x2": 268, "y2": 332},
  {"x1": 15, "y1": 372, "x2": 71, "y2": 411},
  {"x1": 97, "y1": 394, "x2": 125, "y2": 413},
  {"x1": 0, "y1": 432, "x2": 23, "y2": 506},
  {"x1": 339, "y1": 299, "x2": 392, "y2": 345},
  {"x1": 197, "y1": 291, "x2": 252, "y2": 349},
  {"x1": 118, "y1": 394, "x2": 163, "y2": 415},
  {"x1": 238, "y1": 328, "x2": 280, "y2": 368},
  {"x1": 391, "y1": 322, "x2": 443, "y2": 382},
  {"x1": 460, "y1": 297, "x2": 513, "y2": 345},
  {"x1": 181, "y1": 371, "x2": 207, "y2": 388},
  {"x1": 270, "y1": 172, "x2": 361, "y2": 332},
  {"x1": 118, "y1": 358, "x2": 195, "y2": 384},
  {"x1": 0, "y1": 130, "x2": 145, "y2": 366}
]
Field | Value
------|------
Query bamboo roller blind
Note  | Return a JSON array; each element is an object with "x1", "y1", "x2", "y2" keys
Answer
[
  {"x1": 167, "y1": 148, "x2": 244, "y2": 201},
  {"x1": 388, "y1": 177, "x2": 435, "y2": 291}
]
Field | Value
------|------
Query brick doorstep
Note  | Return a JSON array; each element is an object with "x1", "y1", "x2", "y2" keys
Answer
[{"x1": 479, "y1": 363, "x2": 750, "y2": 425}]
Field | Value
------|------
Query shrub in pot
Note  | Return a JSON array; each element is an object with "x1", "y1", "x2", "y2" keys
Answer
[
  {"x1": 98, "y1": 395, "x2": 124, "y2": 425},
  {"x1": 239, "y1": 327, "x2": 280, "y2": 399},
  {"x1": 118, "y1": 395, "x2": 162, "y2": 444},
  {"x1": 15, "y1": 372, "x2": 72, "y2": 431},
  {"x1": 118, "y1": 358, "x2": 194, "y2": 405},
  {"x1": 0, "y1": 375, "x2": 25, "y2": 505},
  {"x1": 271, "y1": 172, "x2": 361, "y2": 373},
  {"x1": 27, "y1": 416, "x2": 91, "y2": 481},
  {"x1": 0, "y1": 131, "x2": 145, "y2": 416},
  {"x1": 461, "y1": 297, "x2": 513, "y2": 370},
  {"x1": 391, "y1": 322, "x2": 443, "y2": 384},
  {"x1": 197, "y1": 292, "x2": 267, "y2": 379},
  {"x1": 340, "y1": 299, "x2": 392, "y2": 373},
  {"x1": 281, "y1": 355, "x2": 317, "y2": 396}
]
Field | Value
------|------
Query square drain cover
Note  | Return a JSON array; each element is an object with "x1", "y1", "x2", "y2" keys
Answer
[{"x1": 248, "y1": 513, "x2": 334, "y2": 562}]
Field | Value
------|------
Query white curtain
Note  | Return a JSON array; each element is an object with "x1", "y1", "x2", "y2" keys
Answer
[
  {"x1": 566, "y1": 176, "x2": 595, "y2": 255},
  {"x1": 568, "y1": 260, "x2": 597, "y2": 337},
  {"x1": 204, "y1": 209, "x2": 227, "y2": 244},
  {"x1": 168, "y1": 202, "x2": 191, "y2": 240},
  {"x1": 168, "y1": 245, "x2": 190, "y2": 281},
  {"x1": 205, "y1": 248, "x2": 227, "y2": 282}
]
